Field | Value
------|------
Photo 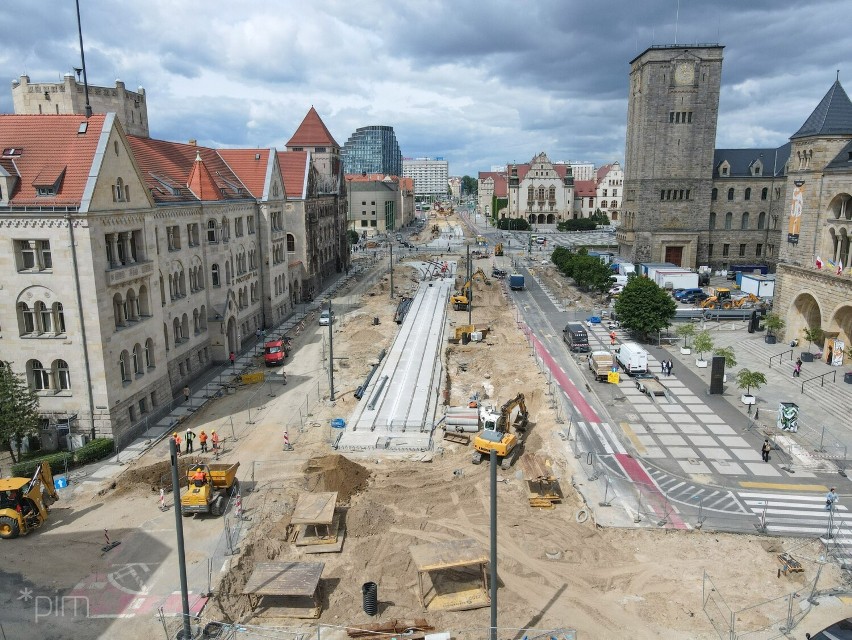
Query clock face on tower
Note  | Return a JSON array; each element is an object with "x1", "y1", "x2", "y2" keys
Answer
[{"x1": 675, "y1": 63, "x2": 694, "y2": 85}]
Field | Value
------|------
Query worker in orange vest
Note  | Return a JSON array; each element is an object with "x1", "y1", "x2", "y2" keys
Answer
[
  {"x1": 199, "y1": 430, "x2": 208, "y2": 453},
  {"x1": 610, "y1": 331, "x2": 617, "y2": 346},
  {"x1": 172, "y1": 432, "x2": 182, "y2": 456},
  {"x1": 211, "y1": 431, "x2": 220, "y2": 454},
  {"x1": 191, "y1": 467, "x2": 206, "y2": 487}
]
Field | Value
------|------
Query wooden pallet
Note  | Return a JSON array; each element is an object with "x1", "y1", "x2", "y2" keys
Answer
[{"x1": 777, "y1": 553, "x2": 804, "y2": 575}]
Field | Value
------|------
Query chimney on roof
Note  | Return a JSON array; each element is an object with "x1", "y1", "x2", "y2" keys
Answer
[{"x1": 188, "y1": 139, "x2": 197, "y2": 146}]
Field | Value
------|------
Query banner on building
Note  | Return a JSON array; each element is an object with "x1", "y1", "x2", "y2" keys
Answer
[
  {"x1": 787, "y1": 183, "x2": 804, "y2": 244},
  {"x1": 826, "y1": 338, "x2": 845, "y2": 366}
]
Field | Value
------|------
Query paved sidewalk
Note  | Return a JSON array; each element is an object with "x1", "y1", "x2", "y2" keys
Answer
[{"x1": 64, "y1": 266, "x2": 369, "y2": 492}]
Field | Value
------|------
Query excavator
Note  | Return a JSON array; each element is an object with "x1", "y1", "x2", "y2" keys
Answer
[
  {"x1": 494, "y1": 243, "x2": 504, "y2": 257},
  {"x1": 449, "y1": 268, "x2": 491, "y2": 310},
  {"x1": 472, "y1": 393, "x2": 529, "y2": 469},
  {"x1": 0, "y1": 463, "x2": 59, "y2": 539},
  {"x1": 701, "y1": 288, "x2": 762, "y2": 310}
]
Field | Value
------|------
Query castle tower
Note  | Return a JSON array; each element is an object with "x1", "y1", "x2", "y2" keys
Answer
[
  {"x1": 11, "y1": 74, "x2": 149, "y2": 137},
  {"x1": 617, "y1": 45, "x2": 724, "y2": 267}
]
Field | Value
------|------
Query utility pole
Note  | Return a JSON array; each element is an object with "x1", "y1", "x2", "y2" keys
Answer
[
  {"x1": 467, "y1": 244, "x2": 472, "y2": 325},
  {"x1": 74, "y1": 0, "x2": 92, "y2": 118},
  {"x1": 327, "y1": 299, "x2": 335, "y2": 401},
  {"x1": 489, "y1": 449, "x2": 498, "y2": 640},
  {"x1": 389, "y1": 243, "x2": 394, "y2": 299},
  {"x1": 169, "y1": 437, "x2": 192, "y2": 640}
]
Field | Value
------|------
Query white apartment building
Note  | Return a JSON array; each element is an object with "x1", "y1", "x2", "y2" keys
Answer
[{"x1": 403, "y1": 157, "x2": 449, "y2": 201}]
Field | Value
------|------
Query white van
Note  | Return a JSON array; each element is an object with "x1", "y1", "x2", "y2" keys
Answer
[{"x1": 615, "y1": 342, "x2": 649, "y2": 375}]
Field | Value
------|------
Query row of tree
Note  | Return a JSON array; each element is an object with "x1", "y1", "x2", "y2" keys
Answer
[
  {"x1": 0, "y1": 361, "x2": 40, "y2": 463},
  {"x1": 551, "y1": 247, "x2": 613, "y2": 295}
]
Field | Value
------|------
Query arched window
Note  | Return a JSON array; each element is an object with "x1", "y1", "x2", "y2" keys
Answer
[
  {"x1": 727, "y1": 188, "x2": 734, "y2": 201},
  {"x1": 54, "y1": 302, "x2": 66, "y2": 333},
  {"x1": 112, "y1": 293, "x2": 124, "y2": 328},
  {"x1": 19, "y1": 302, "x2": 36, "y2": 334},
  {"x1": 145, "y1": 338, "x2": 155, "y2": 368},
  {"x1": 757, "y1": 211, "x2": 766, "y2": 230},
  {"x1": 181, "y1": 313, "x2": 189, "y2": 339},
  {"x1": 741, "y1": 212, "x2": 749, "y2": 229},
  {"x1": 36, "y1": 301, "x2": 52, "y2": 333},
  {"x1": 287, "y1": 234, "x2": 296, "y2": 252},
  {"x1": 537, "y1": 186, "x2": 545, "y2": 200},
  {"x1": 744, "y1": 188, "x2": 751, "y2": 201},
  {"x1": 29, "y1": 360, "x2": 50, "y2": 390},
  {"x1": 200, "y1": 305, "x2": 207, "y2": 330},
  {"x1": 709, "y1": 212, "x2": 716, "y2": 229},
  {"x1": 711, "y1": 188, "x2": 718, "y2": 201},
  {"x1": 761, "y1": 187, "x2": 768, "y2": 201},
  {"x1": 54, "y1": 359, "x2": 70, "y2": 390},
  {"x1": 126, "y1": 289, "x2": 138, "y2": 321},
  {"x1": 119, "y1": 351, "x2": 130, "y2": 382},
  {"x1": 132, "y1": 343, "x2": 142, "y2": 374},
  {"x1": 724, "y1": 212, "x2": 733, "y2": 230},
  {"x1": 211, "y1": 264, "x2": 220, "y2": 287},
  {"x1": 163, "y1": 323, "x2": 170, "y2": 352},
  {"x1": 138, "y1": 285, "x2": 150, "y2": 316},
  {"x1": 159, "y1": 273, "x2": 166, "y2": 306},
  {"x1": 193, "y1": 308, "x2": 200, "y2": 334},
  {"x1": 207, "y1": 219, "x2": 217, "y2": 242},
  {"x1": 548, "y1": 186, "x2": 556, "y2": 201},
  {"x1": 173, "y1": 317, "x2": 182, "y2": 343}
]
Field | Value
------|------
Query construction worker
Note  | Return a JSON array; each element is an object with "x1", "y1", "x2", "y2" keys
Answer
[
  {"x1": 211, "y1": 431, "x2": 220, "y2": 455},
  {"x1": 199, "y1": 430, "x2": 208, "y2": 453},
  {"x1": 185, "y1": 428, "x2": 196, "y2": 454},
  {"x1": 192, "y1": 466, "x2": 206, "y2": 487},
  {"x1": 172, "y1": 432, "x2": 182, "y2": 456},
  {"x1": 610, "y1": 331, "x2": 617, "y2": 346}
]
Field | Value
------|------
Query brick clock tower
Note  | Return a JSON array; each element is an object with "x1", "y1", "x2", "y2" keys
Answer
[{"x1": 618, "y1": 45, "x2": 724, "y2": 266}]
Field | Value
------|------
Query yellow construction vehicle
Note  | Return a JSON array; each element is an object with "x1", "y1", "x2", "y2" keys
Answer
[
  {"x1": 472, "y1": 393, "x2": 529, "y2": 469},
  {"x1": 449, "y1": 324, "x2": 490, "y2": 343},
  {"x1": 494, "y1": 243, "x2": 504, "y2": 256},
  {"x1": 0, "y1": 463, "x2": 59, "y2": 539},
  {"x1": 181, "y1": 462, "x2": 240, "y2": 517},
  {"x1": 700, "y1": 287, "x2": 733, "y2": 309},
  {"x1": 450, "y1": 268, "x2": 491, "y2": 310}
]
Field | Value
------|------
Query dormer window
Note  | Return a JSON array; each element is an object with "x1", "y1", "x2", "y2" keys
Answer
[
  {"x1": 719, "y1": 162, "x2": 730, "y2": 177},
  {"x1": 751, "y1": 161, "x2": 763, "y2": 176},
  {"x1": 32, "y1": 165, "x2": 66, "y2": 197}
]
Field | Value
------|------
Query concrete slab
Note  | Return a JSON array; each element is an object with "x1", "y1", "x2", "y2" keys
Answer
[
  {"x1": 667, "y1": 446, "x2": 699, "y2": 459},
  {"x1": 690, "y1": 406, "x2": 714, "y2": 414},
  {"x1": 743, "y1": 462, "x2": 783, "y2": 477},
  {"x1": 711, "y1": 460, "x2": 745, "y2": 475},
  {"x1": 688, "y1": 435, "x2": 718, "y2": 447},
  {"x1": 642, "y1": 413, "x2": 668, "y2": 423},
  {"x1": 679, "y1": 459, "x2": 711, "y2": 474},
  {"x1": 643, "y1": 447, "x2": 667, "y2": 458},
  {"x1": 732, "y1": 449, "x2": 763, "y2": 462},
  {"x1": 677, "y1": 423, "x2": 707, "y2": 435},
  {"x1": 660, "y1": 405, "x2": 687, "y2": 413},
  {"x1": 658, "y1": 434, "x2": 688, "y2": 446},
  {"x1": 647, "y1": 423, "x2": 677, "y2": 434},
  {"x1": 696, "y1": 414, "x2": 725, "y2": 424},
  {"x1": 698, "y1": 447, "x2": 732, "y2": 460},
  {"x1": 637, "y1": 435, "x2": 657, "y2": 446},
  {"x1": 706, "y1": 424, "x2": 737, "y2": 436},
  {"x1": 629, "y1": 423, "x2": 648, "y2": 433},
  {"x1": 718, "y1": 436, "x2": 751, "y2": 448}
]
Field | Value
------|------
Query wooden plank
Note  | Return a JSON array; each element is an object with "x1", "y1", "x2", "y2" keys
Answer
[
  {"x1": 519, "y1": 453, "x2": 555, "y2": 481},
  {"x1": 243, "y1": 562, "x2": 324, "y2": 597},
  {"x1": 410, "y1": 538, "x2": 487, "y2": 572},
  {"x1": 291, "y1": 492, "x2": 338, "y2": 525}
]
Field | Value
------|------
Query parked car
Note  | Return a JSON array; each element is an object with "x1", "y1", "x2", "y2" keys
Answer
[
  {"x1": 319, "y1": 309, "x2": 334, "y2": 326},
  {"x1": 674, "y1": 287, "x2": 704, "y2": 301},
  {"x1": 682, "y1": 291, "x2": 709, "y2": 304}
]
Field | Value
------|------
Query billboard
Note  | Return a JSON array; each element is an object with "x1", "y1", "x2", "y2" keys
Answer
[{"x1": 787, "y1": 182, "x2": 804, "y2": 244}]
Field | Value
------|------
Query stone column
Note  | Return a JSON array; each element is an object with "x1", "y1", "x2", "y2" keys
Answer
[
  {"x1": 109, "y1": 233, "x2": 120, "y2": 267},
  {"x1": 122, "y1": 232, "x2": 136, "y2": 264}
]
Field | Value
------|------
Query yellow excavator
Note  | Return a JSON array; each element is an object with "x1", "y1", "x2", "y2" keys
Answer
[
  {"x1": 700, "y1": 287, "x2": 733, "y2": 309},
  {"x1": 494, "y1": 243, "x2": 504, "y2": 256},
  {"x1": 0, "y1": 463, "x2": 59, "y2": 539},
  {"x1": 450, "y1": 268, "x2": 491, "y2": 310},
  {"x1": 472, "y1": 393, "x2": 529, "y2": 469}
]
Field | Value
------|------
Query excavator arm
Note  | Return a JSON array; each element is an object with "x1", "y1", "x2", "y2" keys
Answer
[{"x1": 27, "y1": 463, "x2": 58, "y2": 507}]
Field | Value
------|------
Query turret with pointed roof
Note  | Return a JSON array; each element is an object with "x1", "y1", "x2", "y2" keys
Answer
[
  {"x1": 791, "y1": 79, "x2": 852, "y2": 139},
  {"x1": 286, "y1": 107, "x2": 339, "y2": 151}
]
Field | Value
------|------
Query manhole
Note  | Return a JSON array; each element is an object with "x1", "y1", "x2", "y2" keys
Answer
[
  {"x1": 687, "y1": 458, "x2": 701, "y2": 465},
  {"x1": 545, "y1": 548, "x2": 563, "y2": 560}
]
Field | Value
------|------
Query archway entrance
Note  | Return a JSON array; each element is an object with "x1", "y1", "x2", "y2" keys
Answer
[{"x1": 789, "y1": 293, "x2": 823, "y2": 347}]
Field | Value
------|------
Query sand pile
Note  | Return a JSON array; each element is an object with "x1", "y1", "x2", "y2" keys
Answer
[
  {"x1": 302, "y1": 454, "x2": 370, "y2": 504},
  {"x1": 107, "y1": 458, "x2": 194, "y2": 495}
]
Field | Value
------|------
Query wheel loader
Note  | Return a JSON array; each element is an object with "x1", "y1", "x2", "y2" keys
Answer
[
  {"x1": 0, "y1": 463, "x2": 59, "y2": 540},
  {"x1": 180, "y1": 462, "x2": 240, "y2": 517}
]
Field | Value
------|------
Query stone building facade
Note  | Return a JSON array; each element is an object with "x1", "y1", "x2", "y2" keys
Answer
[
  {"x1": 345, "y1": 174, "x2": 415, "y2": 236},
  {"x1": 618, "y1": 45, "x2": 724, "y2": 267},
  {"x1": 507, "y1": 152, "x2": 575, "y2": 224},
  {"x1": 12, "y1": 74, "x2": 150, "y2": 137}
]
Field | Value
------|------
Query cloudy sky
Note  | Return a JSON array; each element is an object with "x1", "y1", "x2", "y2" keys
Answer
[{"x1": 2, "y1": 0, "x2": 850, "y2": 177}]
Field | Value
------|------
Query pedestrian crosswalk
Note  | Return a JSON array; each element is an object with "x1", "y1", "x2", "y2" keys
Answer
[
  {"x1": 647, "y1": 467, "x2": 748, "y2": 513},
  {"x1": 740, "y1": 491, "x2": 851, "y2": 542}
]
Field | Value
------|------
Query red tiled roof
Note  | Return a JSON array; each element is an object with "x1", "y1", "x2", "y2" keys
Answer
[
  {"x1": 127, "y1": 136, "x2": 254, "y2": 204},
  {"x1": 187, "y1": 150, "x2": 222, "y2": 201},
  {"x1": 278, "y1": 151, "x2": 309, "y2": 199},
  {"x1": 399, "y1": 177, "x2": 413, "y2": 192},
  {"x1": 219, "y1": 149, "x2": 272, "y2": 198},
  {"x1": 0, "y1": 114, "x2": 107, "y2": 207},
  {"x1": 286, "y1": 107, "x2": 339, "y2": 149},
  {"x1": 477, "y1": 171, "x2": 508, "y2": 198},
  {"x1": 596, "y1": 163, "x2": 613, "y2": 182},
  {"x1": 574, "y1": 180, "x2": 597, "y2": 197}
]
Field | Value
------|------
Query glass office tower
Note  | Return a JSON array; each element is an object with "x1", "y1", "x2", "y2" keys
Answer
[{"x1": 341, "y1": 125, "x2": 403, "y2": 176}]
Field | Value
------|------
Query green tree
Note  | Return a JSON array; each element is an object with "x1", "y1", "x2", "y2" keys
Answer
[
  {"x1": 736, "y1": 369, "x2": 767, "y2": 396},
  {"x1": 802, "y1": 325, "x2": 824, "y2": 353},
  {"x1": 461, "y1": 175, "x2": 478, "y2": 196},
  {"x1": 675, "y1": 323, "x2": 696, "y2": 348},
  {"x1": 613, "y1": 277, "x2": 677, "y2": 340},
  {"x1": 713, "y1": 346, "x2": 737, "y2": 368},
  {"x1": 346, "y1": 229, "x2": 360, "y2": 245},
  {"x1": 0, "y1": 361, "x2": 41, "y2": 463},
  {"x1": 763, "y1": 313, "x2": 785, "y2": 338},
  {"x1": 692, "y1": 331, "x2": 715, "y2": 362}
]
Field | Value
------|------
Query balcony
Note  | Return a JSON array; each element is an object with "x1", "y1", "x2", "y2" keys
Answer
[{"x1": 106, "y1": 260, "x2": 153, "y2": 287}]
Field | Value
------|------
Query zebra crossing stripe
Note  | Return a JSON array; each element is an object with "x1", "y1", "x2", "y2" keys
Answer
[{"x1": 583, "y1": 421, "x2": 627, "y2": 455}]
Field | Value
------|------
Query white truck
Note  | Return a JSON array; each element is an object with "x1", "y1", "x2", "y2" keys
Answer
[
  {"x1": 588, "y1": 351, "x2": 615, "y2": 382},
  {"x1": 615, "y1": 342, "x2": 649, "y2": 375}
]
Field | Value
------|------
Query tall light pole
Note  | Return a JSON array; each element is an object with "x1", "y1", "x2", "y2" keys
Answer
[{"x1": 74, "y1": 0, "x2": 92, "y2": 118}]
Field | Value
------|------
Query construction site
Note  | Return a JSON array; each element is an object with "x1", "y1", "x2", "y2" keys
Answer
[{"x1": 2, "y1": 207, "x2": 850, "y2": 640}]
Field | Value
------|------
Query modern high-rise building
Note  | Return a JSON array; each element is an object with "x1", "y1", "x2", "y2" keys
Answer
[
  {"x1": 403, "y1": 157, "x2": 449, "y2": 202},
  {"x1": 340, "y1": 125, "x2": 402, "y2": 177}
]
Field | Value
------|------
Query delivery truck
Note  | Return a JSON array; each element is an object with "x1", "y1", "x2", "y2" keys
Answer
[
  {"x1": 615, "y1": 342, "x2": 649, "y2": 375},
  {"x1": 588, "y1": 351, "x2": 615, "y2": 381},
  {"x1": 509, "y1": 273, "x2": 525, "y2": 290}
]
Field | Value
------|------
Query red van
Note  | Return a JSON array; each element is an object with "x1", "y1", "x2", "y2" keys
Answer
[{"x1": 263, "y1": 339, "x2": 288, "y2": 366}]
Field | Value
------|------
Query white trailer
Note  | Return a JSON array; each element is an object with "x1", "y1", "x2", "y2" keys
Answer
[
  {"x1": 654, "y1": 269, "x2": 699, "y2": 291},
  {"x1": 616, "y1": 262, "x2": 636, "y2": 276},
  {"x1": 739, "y1": 274, "x2": 775, "y2": 298},
  {"x1": 615, "y1": 342, "x2": 649, "y2": 375}
]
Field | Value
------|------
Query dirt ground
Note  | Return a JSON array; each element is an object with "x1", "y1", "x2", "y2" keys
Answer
[{"x1": 25, "y1": 215, "x2": 850, "y2": 639}]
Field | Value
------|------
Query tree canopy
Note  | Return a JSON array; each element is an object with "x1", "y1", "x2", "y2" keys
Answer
[
  {"x1": 461, "y1": 176, "x2": 478, "y2": 196},
  {"x1": 495, "y1": 217, "x2": 530, "y2": 231},
  {"x1": 551, "y1": 246, "x2": 612, "y2": 295},
  {"x1": 0, "y1": 361, "x2": 41, "y2": 462},
  {"x1": 613, "y1": 277, "x2": 676, "y2": 339}
]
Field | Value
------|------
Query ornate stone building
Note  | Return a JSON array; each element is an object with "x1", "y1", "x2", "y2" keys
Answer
[{"x1": 507, "y1": 153, "x2": 575, "y2": 224}]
